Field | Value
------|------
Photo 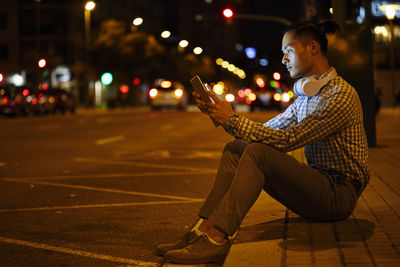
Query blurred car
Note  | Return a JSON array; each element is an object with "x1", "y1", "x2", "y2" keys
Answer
[
  {"x1": 15, "y1": 86, "x2": 41, "y2": 115},
  {"x1": 249, "y1": 90, "x2": 282, "y2": 111},
  {"x1": 0, "y1": 85, "x2": 37, "y2": 116},
  {"x1": 148, "y1": 80, "x2": 188, "y2": 110},
  {"x1": 38, "y1": 88, "x2": 75, "y2": 114}
]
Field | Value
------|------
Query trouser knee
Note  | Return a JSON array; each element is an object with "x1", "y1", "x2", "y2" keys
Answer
[
  {"x1": 222, "y1": 139, "x2": 248, "y2": 156},
  {"x1": 242, "y1": 142, "x2": 273, "y2": 164}
]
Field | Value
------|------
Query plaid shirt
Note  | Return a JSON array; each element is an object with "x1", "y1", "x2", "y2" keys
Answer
[{"x1": 225, "y1": 68, "x2": 369, "y2": 192}]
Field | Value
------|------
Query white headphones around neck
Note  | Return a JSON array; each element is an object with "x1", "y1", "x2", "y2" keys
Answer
[{"x1": 293, "y1": 68, "x2": 337, "y2": 97}]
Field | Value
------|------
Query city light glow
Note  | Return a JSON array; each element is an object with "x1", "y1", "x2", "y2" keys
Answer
[
  {"x1": 273, "y1": 93, "x2": 282, "y2": 102},
  {"x1": 259, "y1": 58, "x2": 269, "y2": 66},
  {"x1": 85, "y1": 1, "x2": 95, "y2": 11},
  {"x1": 256, "y1": 78, "x2": 265, "y2": 88},
  {"x1": 225, "y1": 93, "x2": 235, "y2": 102},
  {"x1": 245, "y1": 47, "x2": 256, "y2": 59},
  {"x1": 161, "y1": 30, "x2": 171, "y2": 38},
  {"x1": 161, "y1": 80, "x2": 172, "y2": 88},
  {"x1": 273, "y1": 72, "x2": 281, "y2": 80},
  {"x1": 38, "y1": 58, "x2": 47, "y2": 68},
  {"x1": 174, "y1": 88, "x2": 184, "y2": 98},
  {"x1": 221, "y1": 61, "x2": 229, "y2": 68},
  {"x1": 213, "y1": 84, "x2": 224, "y2": 95},
  {"x1": 11, "y1": 74, "x2": 24, "y2": 86},
  {"x1": 193, "y1": 47, "x2": 203, "y2": 55},
  {"x1": 384, "y1": 5, "x2": 396, "y2": 19},
  {"x1": 133, "y1": 17, "x2": 143, "y2": 26},
  {"x1": 248, "y1": 93, "x2": 257, "y2": 101},
  {"x1": 179, "y1": 40, "x2": 189, "y2": 48},
  {"x1": 149, "y1": 88, "x2": 158, "y2": 98},
  {"x1": 216, "y1": 58, "x2": 224, "y2": 65},
  {"x1": 101, "y1": 72, "x2": 113, "y2": 85},
  {"x1": 282, "y1": 92, "x2": 290, "y2": 102},
  {"x1": 120, "y1": 85, "x2": 129, "y2": 94},
  {"x1": 223, "y1": 8, "x2": 233, "y2": 18}
]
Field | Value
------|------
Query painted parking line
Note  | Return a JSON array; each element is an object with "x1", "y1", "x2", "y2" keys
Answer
[
  {"x1": 0, "y1": 200, "x2": 201, "y2": 213},
  {"x1": 3, "y1": 178, "x2": 204, "y2": 202},
  {"x1": 1, "y1": 171, "x2": 210, "y2": 181},
  {"x1": 73, "y1": 157, "x2": 216, "y2": 173},
  {"x1": 95, "y1": 135, "x2": 125, "y2": 145},
  {"x1": 0, "y1": 236, "x2": 158, "y2": 266}
]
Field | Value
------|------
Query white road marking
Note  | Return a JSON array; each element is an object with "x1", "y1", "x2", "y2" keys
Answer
[
  {"x1": 73, "y1": 157, "x2": 216, "y2": 173},
  {"x1": 0, "y1": 236, "x2": 158, "y2": 266},
  {"x1": 3, "y1": 178, "x2": 204, "y2": 202},
  {"x1": 95, "y1": 135, "x2": 125, "y2": 145},
  {"x1": 0, "y1": 200, "x2": 201, "y2": 213},
  {"x1": 1, "y1": 171, "x2": 208, "y2": 181}
]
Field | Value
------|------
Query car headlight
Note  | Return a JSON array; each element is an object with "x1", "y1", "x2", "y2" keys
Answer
[
  {"x1": 174, "y1": 88, "x2": 183, "y2": 99},
  {"x1": 225, "y1": 93, "x2": 235, "y2": 102},
  {"x1": 149, "y1": 88, "x2": 158, "y2": 99}
]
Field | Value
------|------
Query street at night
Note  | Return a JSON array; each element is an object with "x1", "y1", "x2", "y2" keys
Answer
[
  {"x1": 0, "y1": 108, "x2": 275, "y2": 266},
  {"x1": 1, "y1": 0, "x2": 400, "y2": 266}
]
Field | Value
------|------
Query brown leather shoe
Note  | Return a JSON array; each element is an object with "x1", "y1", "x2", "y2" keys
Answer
[
  {"x1": 164, "y1": 234, "x2": 231, "y2": 264},
  {"x1": 156, "y1": 230, "x2": 199, "y2": 256}
]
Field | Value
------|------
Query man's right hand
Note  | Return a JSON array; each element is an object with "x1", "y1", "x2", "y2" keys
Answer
[{"x1": 192, "y1": 91, "x2": 209, "y2": 114}]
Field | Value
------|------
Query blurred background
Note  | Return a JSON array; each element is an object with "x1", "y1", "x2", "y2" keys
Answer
[{"x1": 0, "y1": 1, "x2": 399, "y2": 128}]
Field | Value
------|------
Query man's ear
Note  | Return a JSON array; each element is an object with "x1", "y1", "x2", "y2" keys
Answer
[{"x1": 309, "y1": 40, "x2": 320, "y2": 55}]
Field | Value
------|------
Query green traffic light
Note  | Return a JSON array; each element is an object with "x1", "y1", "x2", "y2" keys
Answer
[{"x1": 101, "y1": 72, "x2": 113, "y2": 85}]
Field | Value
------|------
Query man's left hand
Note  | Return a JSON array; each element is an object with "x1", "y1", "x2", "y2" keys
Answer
[{"x1": 204, "y1": 88, "x2": 235, "y2": 126}]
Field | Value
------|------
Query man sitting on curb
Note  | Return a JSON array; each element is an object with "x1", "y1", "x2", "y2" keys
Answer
[{"x1": 157, "y1": 19, "x2": 370, "y2": 265}]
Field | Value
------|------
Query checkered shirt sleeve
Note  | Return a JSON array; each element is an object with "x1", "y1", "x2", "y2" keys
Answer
[{"x1": 224, "y1": 75, "x2": 369, "y2": 187}]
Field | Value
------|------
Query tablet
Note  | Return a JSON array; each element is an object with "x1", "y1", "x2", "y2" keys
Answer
[
  {"x1": 190, "y1": 75, "x2": 214, "y2": 104},
  {"x1": 190, "y1": 75, "x2": 218, "y2": 127}
]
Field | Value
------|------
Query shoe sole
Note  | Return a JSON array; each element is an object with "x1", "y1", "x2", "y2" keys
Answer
[{"x1": 165, "y1": 254, "x2": 226, "y2": 264}]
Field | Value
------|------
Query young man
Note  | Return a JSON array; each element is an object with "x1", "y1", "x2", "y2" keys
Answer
[{"x1": 157, "y1": 20, "x2": 369, "y2": 264}]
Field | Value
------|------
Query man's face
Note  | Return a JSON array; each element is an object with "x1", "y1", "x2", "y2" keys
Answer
[{"x1": 281, "y1": 31, "x2": 313, "y2": 79}]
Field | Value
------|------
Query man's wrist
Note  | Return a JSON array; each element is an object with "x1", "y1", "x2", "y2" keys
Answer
[{"x1": 225, "y1": 113, "x2": 240, "y2": 129}]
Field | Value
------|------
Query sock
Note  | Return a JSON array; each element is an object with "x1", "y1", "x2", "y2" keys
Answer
[
  {"x1": 205, "y1": 233, "x2": 226, "y2": 245},
  {"x1": 228, "y1": 230, "x2": 238, "y2": 240},
  {"x1": 191, "y1": 218, "x2": 204, "y2": 236}
]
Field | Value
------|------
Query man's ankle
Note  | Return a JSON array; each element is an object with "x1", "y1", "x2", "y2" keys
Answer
[
  {"x1": 205, "y1": 227, "x2": 228, "y2": 244},
  {"x1": 197, "y1": 219, "x2": 213, "y2": 233}
]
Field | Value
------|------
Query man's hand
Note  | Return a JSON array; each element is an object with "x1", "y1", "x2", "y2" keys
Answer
[
  {"x1": 192, "y1": 84, "x2": 235, "y2": 126},
  {"x1": 204, "y1": 88, "x2": 235, "y2": 126},
  {"x1": 192, "y1": 91, "x2": 210, "y2": 114}
]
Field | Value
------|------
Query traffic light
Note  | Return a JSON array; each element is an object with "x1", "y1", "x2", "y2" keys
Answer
[
  {"x1": 222, "y1": 8, "x2": 234, "y2": 19},
  {"x1": 120, "y1": 85, "x2": 129, "y2": 94},
  {"x1": 133, "y1": 77, "x2": 141, "y2": 86},
  {"x1": 101, "y1": 72, "x2": 113, "y2": 85},
  {"x1": 273, "y1": 72, "x2": 281, "y2": 81},
  {"x1": 0, "y1": 73, "x2": 3, "y2": 83},
  {"x1": 38, "y1": 58, "x2": 47, "y2": 68}
]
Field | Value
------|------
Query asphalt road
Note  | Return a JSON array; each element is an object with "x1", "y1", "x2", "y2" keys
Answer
[{"x1": 0, "y1": 107, "x2": 277, "y2": 266}]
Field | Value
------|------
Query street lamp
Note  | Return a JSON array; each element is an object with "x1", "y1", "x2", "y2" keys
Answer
[
  {"x1": 178, "y1": 40, "x2": 189, "y2": 48},
  {"x1": 380, "y1": 4, "x2": 399, "y2": 104},
  {"x1": 132, "y1": 17, "x2": 143, "y2": 26},
  {"x1": 84, "y1": 1, "x2": 95, "y2": 52},
  {"x1": 161, "y1": 30, "x2": 171, "y2": 39}
]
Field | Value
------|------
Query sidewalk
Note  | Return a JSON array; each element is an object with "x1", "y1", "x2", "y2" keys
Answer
[{"x1": 165, "y1": 107, "x2": 400, "y2": 267}]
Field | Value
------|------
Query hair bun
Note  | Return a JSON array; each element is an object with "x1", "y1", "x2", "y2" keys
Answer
[{"x1": 318, "y1": 20, "x2": 340, "y2": 34}]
